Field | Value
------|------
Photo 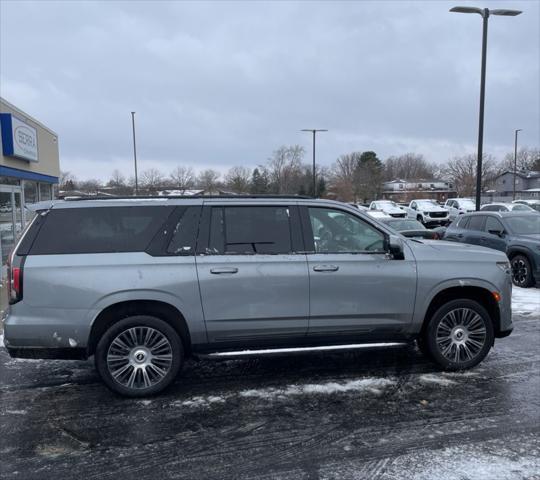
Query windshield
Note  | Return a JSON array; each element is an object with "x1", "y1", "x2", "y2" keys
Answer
[
  {"x1": 376, "y1": 201, "x2": 397, "y2": 207},
  {"x1": 387, "y1": 219, "x2": 426, "y2": 231},
  {"x1": 458, "y1": 200, "x2": 475, "y2": 209},
  {"x1": 416, "y1": 200, "x2": 439, "y2": 208},
  {"x1": 505, "y1": 216, "x2": 540, "y2": 235}
]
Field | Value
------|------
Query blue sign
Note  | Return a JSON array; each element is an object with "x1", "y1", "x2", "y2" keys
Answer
[{"x1": 1, "y1": 113, "x2": 39, "y2": 162}]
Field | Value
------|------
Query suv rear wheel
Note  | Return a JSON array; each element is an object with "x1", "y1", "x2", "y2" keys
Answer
[
  {"x1": 95, "y1": 316, "x2": 183, "y2": 397},
  {"x1": 424, "y1": 299, "x2": 494, "y2": 370},
  {"x1": 511, "y1": 254, "x2": 534, "y2": 288}
]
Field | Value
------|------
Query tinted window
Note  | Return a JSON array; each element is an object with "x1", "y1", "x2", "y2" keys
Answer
[
  {"x1": 308, "y1": 207, "x2": 385, "y2": 253},
  {"x1": 208, "y1": 206, "x2": 292, "y2": 254},
  {"x1": 505, "y1": 216, "x2": 540, "y2": 235},
  {"x1": 456, "y1": 216, "x2": 470, "y2": 229},
  {"x1": 167, "y1": 207, "x2": 201, "y2": 255},
  {"x1": 467, "y1": 215, "x2": 485, "y2": 231},
  {"x1": 31, "y1": 206, "x2": 174, "y2": 254},
  {"x1": 485, "y1": 217, "x2": 504, "y2": 233}
]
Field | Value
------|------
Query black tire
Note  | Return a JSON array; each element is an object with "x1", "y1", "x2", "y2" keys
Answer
[
  {"x1": 95, "y1": 315, "x2": 183, "y2": 397},
  {"x1": 416, "y1": 215, "x2": 424, "y2": 225},
  {"x1": 424, "y1": 299, "x2": 494, "y2": 370},
  {"x1": 511, "y1": 254, "x2": 535, "y2": 288}
]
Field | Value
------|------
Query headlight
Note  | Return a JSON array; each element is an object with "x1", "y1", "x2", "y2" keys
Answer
[{"x1": 496, "y1": 261, "x2": 511, "y2": 274}]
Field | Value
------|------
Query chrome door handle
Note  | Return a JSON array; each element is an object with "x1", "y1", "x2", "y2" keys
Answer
[
  {"x1": 210, "y1": 267, "x2": 238, "y2": 274},
  {"x1": 313, "y1": 265, "x2": 339, "y2": 272}
]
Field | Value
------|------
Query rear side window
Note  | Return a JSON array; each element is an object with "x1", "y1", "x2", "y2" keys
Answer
[
  {"x1": 466, "y1": 215, "x2": 485, "y2": 231},
  {"x1": 455, "y1": 216, "x2": 469, "y2": 229},
  {"x1": 30, "y1": 206, "x2": 174, "y2": 254},
  {"x1": 208, "y1": 206, "x2": 292, "y2": 254}
]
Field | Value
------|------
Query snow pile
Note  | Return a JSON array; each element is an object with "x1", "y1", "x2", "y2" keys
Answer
[
  {"x1": 512, "y1": 287, "x2": 540, "y2": 316},
  {"x1": 240, "y1": 378, "x2": 396, "y2": 399},
  {"x1": 171, "y1": 395, "x2": 226, "y2": 409},
  {"x1": 0, "y1": 332, "x2": 4, "y2": 348},
  {"x1": 419, "y1": 374, "x2": 457, "y2": 386}
]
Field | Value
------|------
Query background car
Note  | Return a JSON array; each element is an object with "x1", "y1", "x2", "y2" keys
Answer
[
  {"x1": 379, "y1": 217, "x2": 445, "y2": 239},
  {"x1": 444, "y1": 198, "x2": 476, "y2": 219},
  {"x1": 405, "y1": 199, "x2": 449, "y2": 227},
  {"x1": 513, "y1": 199, "x2": 540, "y2": 213},
  {"x1": 481, "y1": 202, "x2": 535, "y2": 213},
  {"x1": 368, "y1": 200, "x2": 407, "y2": 218},
  {"x1": 443, "y1": 211, "x2": 540, "y2": 287}
]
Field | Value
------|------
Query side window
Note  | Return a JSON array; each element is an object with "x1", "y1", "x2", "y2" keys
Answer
[
  {"x1": 166, "y1": 207, "x2": 201, "y2": 255},
  {"x1": 30, "y1": 206, "x2": 174, "y2": 255},
  {"x1": 208, "y1": 206, "x2": 293, "y2": 255},
  {"x1": 467, "y1": 215, "x2": 485, "y2": 231},
  {"x1": 411, "y1": 202, "x2": 417, "y2": 210},
  {"x1": 485, "y1": 217, "x2": 504, "y2": 234},
  {"x1": 307, "y1": 207, "x2": 385, "y2": 253},
  {"x1": 456, "y1": 216, "x2": 470, "y2": 229}
]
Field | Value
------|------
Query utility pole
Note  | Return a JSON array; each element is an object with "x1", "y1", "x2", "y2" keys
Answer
[
  {"x1": 301, "y1": 129, "x2": 328, "y2": 197},
  {"x1": 131, "y1": 111, "x2": 139, "y2": 195},
  {"x1": 513, "y1": 128, "x2": 522, "y2": 200}
]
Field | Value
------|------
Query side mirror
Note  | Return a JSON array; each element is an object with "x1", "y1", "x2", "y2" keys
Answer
[
  {"x1": 387, "y1": 234, "x2": 405, "y2": 260},
  {"x1": 488, "y1": 229, "x2": 505, "y2": 237}
]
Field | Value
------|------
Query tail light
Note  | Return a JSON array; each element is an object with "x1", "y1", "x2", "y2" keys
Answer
[{"x1": 7, "y1": 251, "x2": 24, "y2": 304}]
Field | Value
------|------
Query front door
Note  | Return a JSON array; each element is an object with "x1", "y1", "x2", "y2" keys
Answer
[
  {"x1": 301, "y1": 206, "x2": 417, "y2": 338},
  {"x1": 196, "y1": 204, "x2": 309, "y2": 344}
]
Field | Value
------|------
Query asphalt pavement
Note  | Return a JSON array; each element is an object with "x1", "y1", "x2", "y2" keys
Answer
[{"x1": 1, "y1": 295, "x2": 539, "y2": 480}]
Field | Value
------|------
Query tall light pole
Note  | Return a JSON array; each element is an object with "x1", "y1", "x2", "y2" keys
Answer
[
  {"x1": 513, "y1": 128, "x2": 522, "y2": 200},
  {"x1": 450, "y1": 6, "x2": 522, "y2": 210},
  {"x1": 301, "y1": 128, "x2": 328, "y2": 197},
  {"x1": 131, "y1": 111, "x2": 139, "y2": 196}
]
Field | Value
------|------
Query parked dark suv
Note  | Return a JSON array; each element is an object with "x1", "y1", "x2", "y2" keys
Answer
[
  {"x1": 444, "y1": 211, "x2": 540, "y2": 288},
  {"x1": 5, "y1": 196, "x2": 513, "y2": 396}
]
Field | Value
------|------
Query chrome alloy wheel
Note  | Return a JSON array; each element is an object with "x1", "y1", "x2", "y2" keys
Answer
[
  {"x1": 106, "y1": 327, "x2": 173, "y2": 389},
  {"x1": 512, "y1": 258, "x2": 528, "y2": 286},
  {"x1": 435, "y1": 308, "x2": 487, "y2": 363}
]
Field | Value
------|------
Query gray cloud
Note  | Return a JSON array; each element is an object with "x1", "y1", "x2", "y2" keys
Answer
[{"x1": 1, "y1": 0, "x2": 538, "y2": 180}]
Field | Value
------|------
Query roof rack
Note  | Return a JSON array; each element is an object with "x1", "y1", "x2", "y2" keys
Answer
[{"x1": 62, "y1": 194, "x2": 314, "y2": 201}]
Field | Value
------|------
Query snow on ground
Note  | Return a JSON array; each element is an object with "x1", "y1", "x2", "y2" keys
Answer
[{"x1": 512, "y1": 286, "x2": 540, "y2": 316}]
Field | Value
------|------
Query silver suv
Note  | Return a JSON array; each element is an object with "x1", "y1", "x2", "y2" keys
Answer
[{"x1": 4, "y1": 196, "x2": 513, "y2": 397}]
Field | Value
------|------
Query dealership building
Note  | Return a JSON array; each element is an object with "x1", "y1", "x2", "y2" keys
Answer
[{"x1": 0, "y1": 97, "x2": 59, "y2": 265}]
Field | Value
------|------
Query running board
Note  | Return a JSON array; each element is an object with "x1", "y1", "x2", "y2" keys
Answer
[{"x1": 203, "y1": 342, "x2": 408, "y2": 358}]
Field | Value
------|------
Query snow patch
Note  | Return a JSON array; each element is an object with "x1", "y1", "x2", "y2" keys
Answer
[
  {"x1": 68, "y1": 338, "x2": 78, "y2": 347},
  {"x1": 512, "y1": 287, "x2": 540, "y2": 316},
  {"x1": 240, "y1": 378, "x2": 396, "y2": 399},
  {"x1": 419, "y1": 374, "x2": 457, "y2": 386},
  {"x1": 6, "y1": 410, "x2": 27, "y2": 415},
  {"x1": 172, "y1": 395, "x2": 226, "y2": 409},
  {"x1": 0, "y1": 332, "x2": 4, "y2": 348}
]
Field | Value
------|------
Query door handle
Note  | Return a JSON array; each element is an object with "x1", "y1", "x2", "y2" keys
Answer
[
  {"x1": 313, "y1": 265, "x2": 339, "y2": 272},
  {"x1": 210, "y1": 267, "x2": 238, "y2": 274}
]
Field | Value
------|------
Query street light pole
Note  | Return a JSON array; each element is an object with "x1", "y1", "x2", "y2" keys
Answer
[
  {"x1": 301, "y1": 129, "x2": 328, "y2": 197},
  {"x1": 131, "y1": 111, "x2": 139, "y2": 196},
  {"x1": 450, "y1": 6, "x2": 522, "y2": 211},
  {"x1": 513, "y1": 128, "x2": 522, "y2": 200}
]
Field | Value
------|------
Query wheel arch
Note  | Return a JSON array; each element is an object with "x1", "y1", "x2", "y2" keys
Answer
[
  {"x1": 420, "y1": 286, "x2": 501, "y2": 339},
  {"x1": 87, "y1": 300, "x2": 192, "y2": 357},
  {"x1": 507, "y1": 247, "x2": 536, "y2": 269}
]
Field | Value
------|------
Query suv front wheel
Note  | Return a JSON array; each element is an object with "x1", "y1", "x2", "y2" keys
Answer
[
  {"x1": 424, "y1": 299, "x2": 494, "y2": 370},
  {"x1": 95, "y1": 316, "x2": 183, "y2": 397}
]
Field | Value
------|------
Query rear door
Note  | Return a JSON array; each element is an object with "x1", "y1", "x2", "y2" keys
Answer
[
  {"x1": 300, "y1": 205, "x2": 417, "y2": 337},
  {"x1": 195, "y1": 203, "x2": 309, "y2": 344}
]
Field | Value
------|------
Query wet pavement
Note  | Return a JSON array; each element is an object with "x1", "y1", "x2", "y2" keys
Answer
[{"x1": 1, "y1": 303, "x2": 539, "y2": 479}]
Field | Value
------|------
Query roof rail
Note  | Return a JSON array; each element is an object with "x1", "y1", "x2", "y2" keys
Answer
[{"x1": 62, "y1": 194, "x2": 314, "y2": 201}]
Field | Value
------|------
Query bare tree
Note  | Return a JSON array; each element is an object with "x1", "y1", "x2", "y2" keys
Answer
[
  {"x1": 384, "y1": 153, "x2": 435, "y2": 181},
  {"x1": 170, "y1": 166, "x2": 195, "y2": 190},
  {"x1": 197, "y1": 169, "x2": 221, "y2": 192},
  {"x1": 78, "y1": 179, "x2": 102, "y2": 194},
  {"x1": 442, "y1": 154, "x2": 498, "y2": 197},
  {"x1": 267, "y1": 145, "x2": 305, "y2": 193},
  {"x1": 108, "y1": 169, "x2": 126, "y2": 187},
  {"x1": 225, "y1": 166, "x2": 251, "y2": 193},
  {"x1": 140, "y1": 168, "x2": 164, "y2": 193},
  {"x1": 501, "y1": 147, "x2": 540, "y2": 172},
  {"x1": 59, "y1": 171, "x2": 78, "y2": 190}
]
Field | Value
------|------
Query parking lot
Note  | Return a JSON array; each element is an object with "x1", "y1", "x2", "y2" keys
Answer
[{"x1": 0, "y1": 287, "x2": 538, "y2": 480}]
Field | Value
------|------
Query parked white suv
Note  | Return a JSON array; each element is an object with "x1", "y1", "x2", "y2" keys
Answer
[
  {"x1": 406, "y1": 199, "x2": 449, "y2": 226},
  {"x1": 369, "y1": 200, "x2": 407, "y2": 218},
  {"x1": 444, "y1": 198, "x2": 476, "y2": 220}
]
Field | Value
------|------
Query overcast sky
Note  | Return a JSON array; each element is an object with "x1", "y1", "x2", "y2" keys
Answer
[{"x1": 1, "y1": 0, "x2": 538, "y2": 181}]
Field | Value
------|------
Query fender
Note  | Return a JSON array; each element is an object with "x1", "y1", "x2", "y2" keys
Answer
[{"x1": 86, "y1": 288, "x2": 207, "y2": 345}]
